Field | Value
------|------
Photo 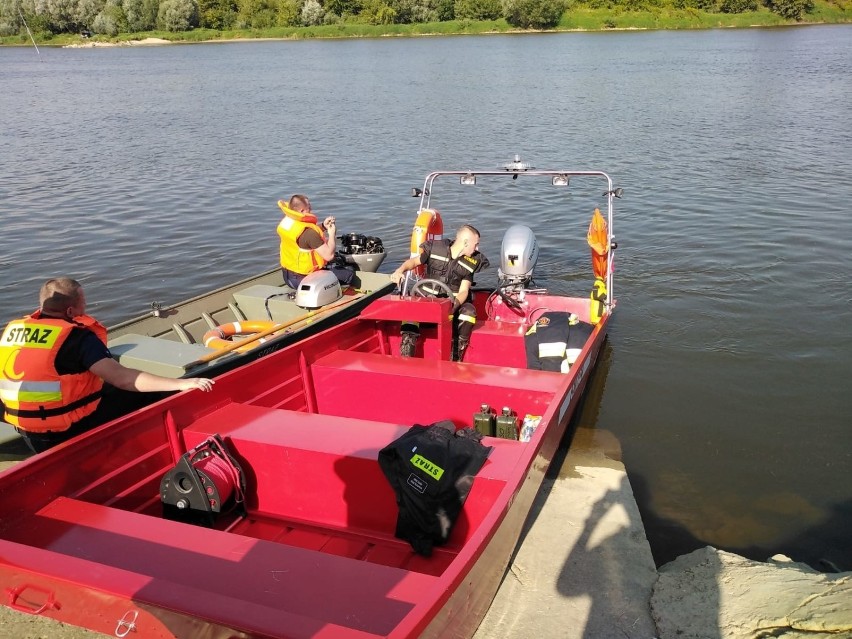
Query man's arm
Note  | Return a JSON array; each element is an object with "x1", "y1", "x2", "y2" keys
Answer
[
  {"x1": 90, "y1": 358, "x2": 213, "y2": 393},
  {"x1": 298, "y1": 219, "x2": 337, "y2": 262},
  {"x1": 391, "y1": 256, "x2": 423, "y2": 285},
  {"x1": 455, "y1": 279, "x2": 472, "y2": 308}
]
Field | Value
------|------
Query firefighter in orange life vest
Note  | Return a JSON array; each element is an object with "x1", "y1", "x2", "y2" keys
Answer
[
  {"x1": 277, "y1": 194, "x2": 355, "y2": 289},
  {"x1": 0, "y1": 278, "x2": 214, "y2": 454},
  {"x1": 391, "y1": 224, "x2": 488, "y2": 362}
]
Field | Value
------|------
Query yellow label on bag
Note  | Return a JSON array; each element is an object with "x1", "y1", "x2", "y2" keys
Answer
[{"x1": 410, "y1": 454, "x2": 445, "y2": 480}]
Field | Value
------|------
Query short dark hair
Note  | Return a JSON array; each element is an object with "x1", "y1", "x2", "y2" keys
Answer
[
  {"x1": 39, "y1": 278, "x2": 82, "y2": 314},
  {"x1": 288, "y1": 194, "x2": 311, "y2": 212},
  {"x1": 458, "y1": 224, "x2": 480, "y2": 238}
]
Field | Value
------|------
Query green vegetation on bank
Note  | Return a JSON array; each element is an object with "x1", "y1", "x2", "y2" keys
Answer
[{"x1": 0, "y1": 0, "x2": 849, "y2": 46}]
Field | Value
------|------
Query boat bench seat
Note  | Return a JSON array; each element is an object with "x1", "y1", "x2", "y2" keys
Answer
[
  {"x1": 182, "y1": 401, "x2": 524, "y2": 543},
  {"x1": 467, "y1": 319, "x2": 531, "y2": 368},
  {"x1": 15, "y1": 496, "x2": 436, "y2": 638},
  {"x1": 232, "y1": 284, "x2": 305, "y2": 323},
  {"x1": 311, "y1": 350, "x2": 559, "y2": 430},
  {"x1": 108, "y1": 334, "x2": 214, "y2": 377}
]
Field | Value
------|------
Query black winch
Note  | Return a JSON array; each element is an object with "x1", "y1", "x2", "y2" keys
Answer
[{"x1": 160, "y1": 434, "x2": 246, "y2": 527}]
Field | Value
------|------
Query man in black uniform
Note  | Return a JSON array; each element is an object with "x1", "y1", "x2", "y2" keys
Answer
[{"x1": 390, "y1": 224, "x2": 487, "y2": 362}]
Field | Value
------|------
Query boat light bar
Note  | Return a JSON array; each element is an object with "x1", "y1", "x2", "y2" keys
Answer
[
  {"x1": 460, "y1": 174, "x2": 477, "y2": 186},
  {"x1": 502, "y1": 155, "x2": 533, "y2": 172},
  {"x1": 551, "y1": 175, "x2": 569, "y2": 187}
]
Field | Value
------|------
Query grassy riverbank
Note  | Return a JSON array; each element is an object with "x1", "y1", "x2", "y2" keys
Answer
[{"x1": 1, "y1": 1, "x2": 850, "y2": 47}]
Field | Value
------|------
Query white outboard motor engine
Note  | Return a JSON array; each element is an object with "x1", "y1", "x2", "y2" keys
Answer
[
  {"x1": 294, "y1": 270, "x2": 342, "y2": 309},
  {"x1": 498, "y1": 224, "x2": 539, "y2": 288}
]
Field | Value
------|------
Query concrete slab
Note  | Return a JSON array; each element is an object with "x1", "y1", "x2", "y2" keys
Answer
[
  {"x1": 474, "y1": 427, "x2": 659, "y2": 639},
  {"x1": 0, "y1": 421, "x2": 20, "y2": 446},
  {"x1": 0, "y1": 422, "x2": 30, "y2": 473}
]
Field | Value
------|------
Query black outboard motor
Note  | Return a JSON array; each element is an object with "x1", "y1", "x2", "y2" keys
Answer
[
  {"x1": 160, "y1": 434, "x2": 246, "y2": 527},
  {"x1": 364, "y1": 236, "x2": 384, "y2": 254},
  {"x1": 336, "y1": 233, "x2": 387, "y2": 272},
  {"x1": 338, "y1": 233, "x2": 384, "y2": 256}
]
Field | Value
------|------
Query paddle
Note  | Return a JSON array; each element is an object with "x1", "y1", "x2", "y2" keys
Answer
[{"x1": 183, "y1": 292, "x2": 364, "y2": 370}]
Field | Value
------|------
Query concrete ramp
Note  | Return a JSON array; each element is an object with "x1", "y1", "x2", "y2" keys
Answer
[{"x1": 475, "y1": 429, "x2": 658, "y2": 639}]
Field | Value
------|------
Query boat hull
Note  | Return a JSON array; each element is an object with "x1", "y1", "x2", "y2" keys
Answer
[
  {"x1": 0, "y1": 293, "x2": 609, "y2": 639},
  {"x1": 0, "y1": 158, "x2": 622, "y2": 638}
]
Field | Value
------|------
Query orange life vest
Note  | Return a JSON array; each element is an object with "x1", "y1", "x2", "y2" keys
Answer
[
  {"x1": 277, "y1": 201, "x2": 329, "y2": 275},
  {"x1": 0, "y1": 312, "x2": 107, "y2": 433}
]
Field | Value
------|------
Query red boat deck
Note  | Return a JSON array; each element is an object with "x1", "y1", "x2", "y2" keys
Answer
[
  {"x1": 9, "y1": 496, "x2": 433, "y2": 637},
  {"x1": 0, "y1": 295, "x2": 602, "y2": 639}
]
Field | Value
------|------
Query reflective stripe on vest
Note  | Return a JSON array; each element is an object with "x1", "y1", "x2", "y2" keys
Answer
[
  {"x1": 0, "y1": 379, "x2": 62, "y2": 404},
  {"x1": 538, "y1": 341, "x2": 567, "y2": 359}
]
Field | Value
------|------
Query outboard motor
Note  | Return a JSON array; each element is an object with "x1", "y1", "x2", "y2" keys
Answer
[
  {"x1": 339, "y1": 232, "x2": 368, "y2": 254},
  {"x1": 337, "y1": 233, "x2": 387, "y2": 273},
  {"x1": 498, "y1": 224, "x2": 539, "y2": 288},
  {"x1": 160, "y1": 434, "x2": 246, "y2": 527},
  {"x1": 295, "y1": 270, "x2": 342, "y2": 309}
]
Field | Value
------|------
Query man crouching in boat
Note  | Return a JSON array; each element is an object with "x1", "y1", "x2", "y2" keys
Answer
[
  {"x1": 391, "y1": 224, "x2": 488, "y2": 362},
  {"x1": 277, "y1": 194, "x2": 355, "y2": 289},
  {"x1": 0, "y1": 278, "x2": 214, "y2": 454}
]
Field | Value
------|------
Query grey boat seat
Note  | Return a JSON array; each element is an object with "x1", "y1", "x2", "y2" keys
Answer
[
  {"x1": 108, "y1": 334, "x2": 215, "y2": 378},
  {"x1": 232, "y1": 284, "x2": 304, "y2": 323}
]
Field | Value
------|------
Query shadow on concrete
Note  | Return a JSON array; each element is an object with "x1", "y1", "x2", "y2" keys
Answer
[
  {"x1": 557, "y1": 472, "x2": 669, "y2": 639},
  {"x1": 510, "y1": 339, "x2": 614, "y2": 558}
]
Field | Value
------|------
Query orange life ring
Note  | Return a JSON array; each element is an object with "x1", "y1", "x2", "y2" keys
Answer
[
  {"x1": 409, "y1": 209, "x2": 443, "y2": 278},
  {"x1": 202, "y1": 320, "x2": 277, "y2": 352}
]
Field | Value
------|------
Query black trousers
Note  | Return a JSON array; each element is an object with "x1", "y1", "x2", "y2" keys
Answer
[
  {"x1": 15, "y1": 386, "x2": 155, "y2": 454},
  {"x1": 402, "y1": 301, "x2": 476, "y2": 343},
  {"x1": 282, "y1": 266, "x2": 355, "y2": 289}
]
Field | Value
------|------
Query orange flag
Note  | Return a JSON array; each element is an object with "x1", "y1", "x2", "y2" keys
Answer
[{"x1": 587, "y1": 208, "x2": 609, "y2": 279}]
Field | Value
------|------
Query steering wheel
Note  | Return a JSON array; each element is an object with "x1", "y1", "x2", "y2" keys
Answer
[{"x1": 410, "y1": 278, "x2": 455, "y2": 299}]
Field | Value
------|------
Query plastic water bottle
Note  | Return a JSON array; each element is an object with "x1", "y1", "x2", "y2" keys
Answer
[{"x1": 519, "y1": 415, "x2": 542, "y2": 443}]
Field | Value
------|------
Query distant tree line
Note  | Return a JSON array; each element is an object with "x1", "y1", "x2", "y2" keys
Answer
[{"x1": 0, "y1": 0, "x2": 815, "y2": 37}]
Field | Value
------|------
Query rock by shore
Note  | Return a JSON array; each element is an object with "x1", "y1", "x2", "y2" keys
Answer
[{"x1": 652, "y1": 546, "x2": 852, "y2": 639}]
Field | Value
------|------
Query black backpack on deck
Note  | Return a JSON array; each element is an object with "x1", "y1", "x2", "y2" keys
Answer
[{"x1": 378, "y1": 420, "x2": 492, "y2": 557}]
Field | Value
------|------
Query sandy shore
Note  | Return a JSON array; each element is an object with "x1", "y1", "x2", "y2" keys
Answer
[{"x1": 63, "y1": 37, "x2": 171, "y2": 48}]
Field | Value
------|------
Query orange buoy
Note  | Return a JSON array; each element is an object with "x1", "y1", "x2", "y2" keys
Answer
[
  {"x1": 409, "y1": 209, "x2": 443, "y2": 278},
  {"x1": 202, "y1": 320, "x2": 277, "y2": 352}
]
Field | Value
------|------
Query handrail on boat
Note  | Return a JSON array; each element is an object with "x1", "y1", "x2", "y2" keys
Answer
[{"x1": 414, "y1": 165, "x2": 619, "y2": 314}]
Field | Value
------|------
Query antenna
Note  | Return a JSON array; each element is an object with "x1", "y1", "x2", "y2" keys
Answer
[{"x1": 18, "y1": 8, "x2": 43, "y2": 62}]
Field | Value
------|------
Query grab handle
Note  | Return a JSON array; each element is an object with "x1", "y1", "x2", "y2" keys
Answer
[{"x1": 6, "y1": 583, "x2": 61, "y2": 614}]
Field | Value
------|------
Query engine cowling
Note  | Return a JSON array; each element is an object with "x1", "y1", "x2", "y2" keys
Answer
[{"x1": 498, "y1": 224, "x2": 539, "y2": 286}]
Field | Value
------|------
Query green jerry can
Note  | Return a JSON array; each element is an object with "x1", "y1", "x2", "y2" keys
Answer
[
  {"x1": 495, "y1": 407, "x2": 518, "y2": 440},
  {"x1": 473, "y1": 403, "x2": 495, "y2": 437}
]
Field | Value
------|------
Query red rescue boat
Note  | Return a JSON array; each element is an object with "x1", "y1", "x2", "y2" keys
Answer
[{"x1": 0, "y1": 158, "x2": 619, "y2": 639}]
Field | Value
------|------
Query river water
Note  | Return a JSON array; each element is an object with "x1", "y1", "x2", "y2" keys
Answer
[{"x1": 2, "y1": 26, "x2": 850, "y2": 570}]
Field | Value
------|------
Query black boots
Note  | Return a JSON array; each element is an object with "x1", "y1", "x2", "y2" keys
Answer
[
  {"x1": 400, "y1": 332, "x2": 419, "y2": 358},
  {"x1": 455, "y1": 338, "x2": 470, "y2": 362},
  {"x1": 401, "y1": 332, "x2": 469, "y2": 361}
]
